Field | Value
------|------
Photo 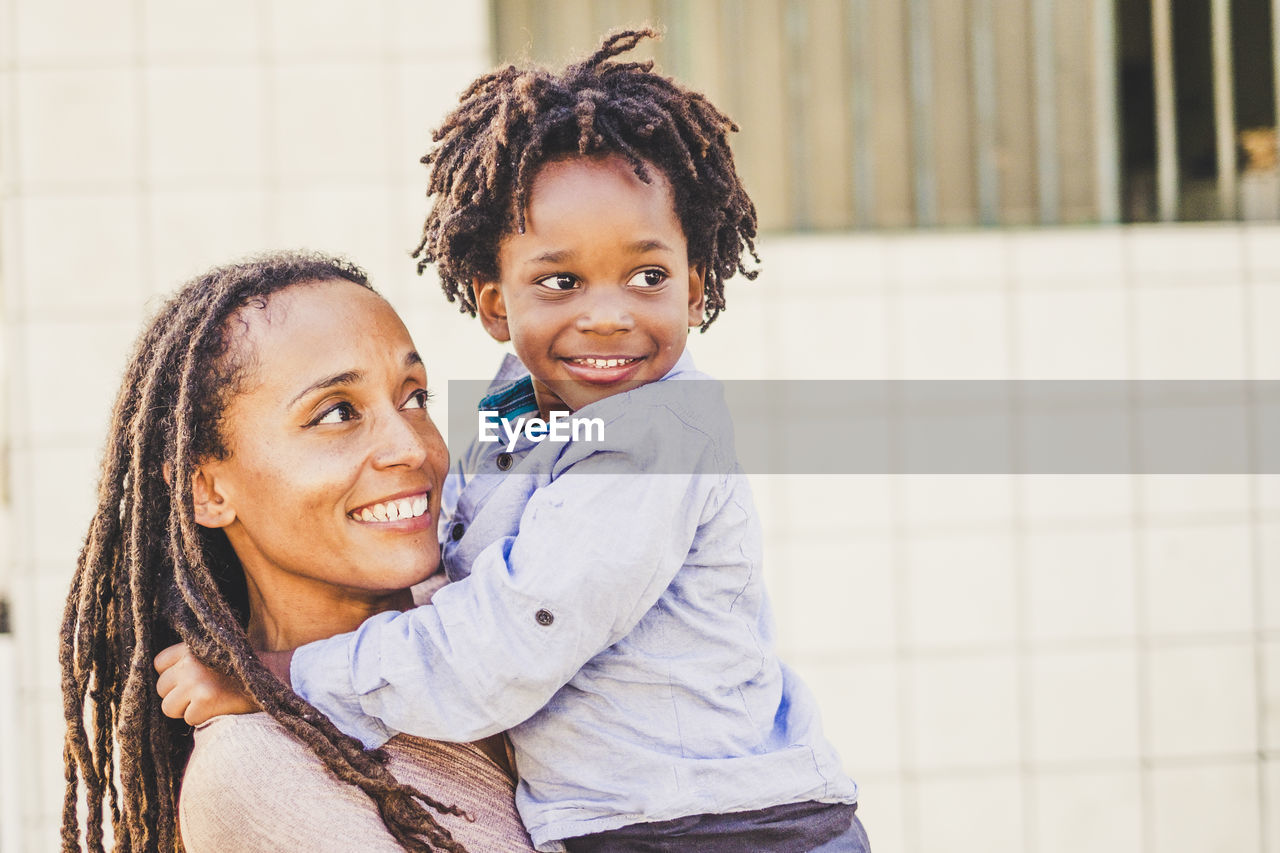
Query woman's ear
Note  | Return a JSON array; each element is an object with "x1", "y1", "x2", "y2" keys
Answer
[
  {"x1": 687, "y1": 265, "x2": 706, "y2": 327},
  {"x1": 191, "y1": 465, "x2": 236, "y2": 529},
  {"x1": 474, "y1": 278, "x2": 511, "y2": 343}
]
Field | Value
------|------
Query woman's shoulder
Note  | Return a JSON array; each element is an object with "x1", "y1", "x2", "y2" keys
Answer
[
  {"x1": 182, "y1": 712, "x2": 303, "y2": 785},
  {"x1": 179, "y1": 713, "x2": 386, "y2": 852},
  {"x1": 179, "y1": 713, "x2": 534, "y2": 852}
]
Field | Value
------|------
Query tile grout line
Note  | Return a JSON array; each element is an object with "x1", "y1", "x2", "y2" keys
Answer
[
  {"x1": 1122, "y1": 227, "x2": 1156, "y2": 853},
  {"x1": 1240, "y1": 224, "x2": 1270, "y2": 853},
  {"x1": 1005, "y1": 228, "x2": 1039, "y2": 853}
]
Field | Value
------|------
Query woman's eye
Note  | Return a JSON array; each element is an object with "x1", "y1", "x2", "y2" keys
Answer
[
  {"x1": 535, "y1": 274, "x2": 578, "y2": 291},
  {"x1": 314, "y1": 402, "x2": 358, "y2": 425},
  {"x1": 629, "y1": 269, "x2": 668, "y2": 288},
  {"x1": 401, "y1": 389, "x2": 432, "y2": 411}
]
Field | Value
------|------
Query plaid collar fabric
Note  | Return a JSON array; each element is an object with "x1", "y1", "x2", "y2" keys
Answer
[{"x1": 478, "y1": 374, "x2": 539, "y2": 422}]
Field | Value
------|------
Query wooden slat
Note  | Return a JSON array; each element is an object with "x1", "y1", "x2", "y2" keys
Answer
[
  {"x1": 1152, "y1": 0, "x2": 1179, "y2": 221},
  {"x1": 1055, "y1": 0, "x2": 1096, "y2": 222},
  {"x1": 847, "y1": 0, "x2": 876, "y2": 226},
  {"x1": 552, "y1": 0, "x2": 602, "y2": 65},
  {"x1": 1274, "y1": 0, "x2": 1280, "y2": 201},
  {"x1": 1093, "y1": 0, "x2": 1121, "y2": 223},
  {"x1": 871, "y1": 0, "x2": 915, "y2": 227},
  {"x1": 1211, "y1": 0, "x2": 1238, "y2": 218},
  {"x1": 994, "y1": 0, "x2": 1037, "y2": 225},
  {"x1": 684, "y1": 1, "x2": 728, "y2": 111},
  {"x1": 738, "y1": 0, "x2": 792, "y2": 230},
  {"x1": 802, "y1": 0, "x2": 855, "y2": 228},
  {"x1": 908, "y1": 0, "x2": 938, "y2": 225},
  {"x1": 784, "y1": 0, "x2": 811, "y2": 228},
  {"x1": 971, "y1": 0, "x2": 1000, "y2": 225},
  {"x1": 494, "y1": 0, "x2": 536, "y2": 60},
  {"x1": 1032, "y1": 0, "x2": 1060, "y2": 223}
]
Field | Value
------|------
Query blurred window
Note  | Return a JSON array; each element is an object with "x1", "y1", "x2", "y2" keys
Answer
[{"x1": 492, "y1": 0, "x2": 1278, "y2": 228}]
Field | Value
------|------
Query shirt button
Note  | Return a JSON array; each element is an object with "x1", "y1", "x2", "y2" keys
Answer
[
  {"x1": 450, "y1": 522, "x2": 465, "y2": 542},
  {"x1": 535, "y1": 609, "x2": 554, "y2": 626},
  {"x1": 497, "y1": 452, "x2": 514, "y2": 471}
]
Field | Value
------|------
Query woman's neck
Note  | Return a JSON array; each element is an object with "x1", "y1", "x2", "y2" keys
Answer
[{"x1": 243, "y1": 576, "x2": 415, "y2": 651}]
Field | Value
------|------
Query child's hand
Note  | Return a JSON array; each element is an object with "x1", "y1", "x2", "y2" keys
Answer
[{"x1": 154, "y1": 642, "x2": 259, "y2": 725}]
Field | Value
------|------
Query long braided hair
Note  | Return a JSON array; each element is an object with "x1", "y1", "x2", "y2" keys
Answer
[
  {"x1": 413, "y1": 28, "x2": 759, "y2": 330},
  {"x1": 60, "y1": 251, "x2": 470, "y2": 852}
]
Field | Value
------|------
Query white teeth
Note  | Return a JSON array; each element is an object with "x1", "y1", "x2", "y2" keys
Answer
[
  {"x1": 576, "y1": 357, "x2": 635, "y2": 369},
  {"x1": 351, "y1": 495, "x2": 431, "y2": 523}
]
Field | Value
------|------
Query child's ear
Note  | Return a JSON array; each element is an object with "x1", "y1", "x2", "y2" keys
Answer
[
  {"x1": 474, "y1": 278, "x2": 511, "y2": 343},
  {"x1": 191, "y1": 464, "x2": 236, "y2": 529},
  {"x1": 687, "y1": 265, "x2": 706, "y2": 327}
]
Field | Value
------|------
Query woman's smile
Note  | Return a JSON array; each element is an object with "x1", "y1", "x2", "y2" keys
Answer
[{"x1": 348, "y1": 490, "x2": 434, "y2": 526}]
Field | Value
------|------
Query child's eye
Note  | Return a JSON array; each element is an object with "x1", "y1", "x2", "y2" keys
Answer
[
  {"x1": 535, "y1": 273, "x2": 578, "y2": 291},
  {"x1": 628, "y1": 269, "x2": 668, "y2": 288},
  {"x1": 313, "y1": 402, "x2": 359, "y2": 425},
  {"x1": 401, "y1": 389, "x2": 433, "y2": 411}
]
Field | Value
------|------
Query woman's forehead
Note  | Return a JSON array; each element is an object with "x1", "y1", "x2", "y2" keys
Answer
[
  {"x1": 225, "y1": 281, "x2": 413, "y2": 391},
  {"x1": 229, "y1": 280, "x2": 393, "y2": 348}
]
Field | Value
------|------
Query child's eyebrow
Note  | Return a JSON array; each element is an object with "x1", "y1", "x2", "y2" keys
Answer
[
  {"x1": 529, "y1": 249, "x2": 573, "y2": 265},
  {"x1": 527, "y1": 241, "x2": 675, "y2": 267},
  {"x1": 628, "y1": 239, "x2": 675, "y2": 254}
]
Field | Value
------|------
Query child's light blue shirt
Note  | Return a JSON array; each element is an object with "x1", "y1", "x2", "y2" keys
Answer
[{"x1": 290, "y1": 350, "x2": 857, "y2": 850}]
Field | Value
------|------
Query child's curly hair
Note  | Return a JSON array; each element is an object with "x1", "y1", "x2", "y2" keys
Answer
[{"x1": 412, "y1": 28, "x2": 759, "y2": 331}]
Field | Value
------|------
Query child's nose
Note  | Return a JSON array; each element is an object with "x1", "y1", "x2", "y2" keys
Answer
[{"x1": 574, "y1": 287, "x2": 634, "y2": 334}]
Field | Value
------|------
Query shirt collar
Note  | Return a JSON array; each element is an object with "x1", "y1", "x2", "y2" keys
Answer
[{"x1": 477, "y1": 355, "x2": 539, "y2": 422}]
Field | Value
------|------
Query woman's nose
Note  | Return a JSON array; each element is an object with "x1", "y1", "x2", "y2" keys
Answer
[{"x1": 372, "y1": 411, "x2": 430, "y2": 470}]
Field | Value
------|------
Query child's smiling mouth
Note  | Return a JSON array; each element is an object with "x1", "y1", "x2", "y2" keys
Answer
[
  {"x1": 561, "y1": 355, "x2": 647, "y2": 386},
  {"x1": 348, "y1": 492, "x2": 432, "y2": 523},
  {"x1": 567, "y1": 356, "x2": 642, "y2": 369}
]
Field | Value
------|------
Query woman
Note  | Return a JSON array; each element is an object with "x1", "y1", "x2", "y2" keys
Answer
[{"x1": 60, "y1": 251, "x2": 534, "y2": 852}]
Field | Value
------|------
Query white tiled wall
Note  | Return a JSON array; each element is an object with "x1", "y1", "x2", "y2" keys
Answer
[
  {"x1": 1, "y1": 3, "x2": 1277, "y2": 853},
  {"x1": 0, "y1": 2, "x2": 494, "y2": 850},
  {"x1": 690, "y1": 228, "x2": 1278, "y2": 853}
]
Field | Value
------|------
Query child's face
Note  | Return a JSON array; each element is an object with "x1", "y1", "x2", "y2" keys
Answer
[{"x1": 475, "y1": 153, "x2": 705, "y2": 417}]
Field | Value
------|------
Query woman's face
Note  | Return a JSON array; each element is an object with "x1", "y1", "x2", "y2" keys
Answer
[{"x1": 195, "y1": 279, "x2": 449, "y2": 629}]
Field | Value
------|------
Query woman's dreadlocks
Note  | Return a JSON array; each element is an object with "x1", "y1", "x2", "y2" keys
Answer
[
  {"x1": 60, "y1": 251, "x2": 470, "y2": 852},
  {"x1": 413, "y1": 28, "x2": 759, "y2": 330}
]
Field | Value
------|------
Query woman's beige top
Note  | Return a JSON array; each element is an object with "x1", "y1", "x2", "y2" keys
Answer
[{"x1": 179, "y1": 712, "x2": 535, "y2": 852}]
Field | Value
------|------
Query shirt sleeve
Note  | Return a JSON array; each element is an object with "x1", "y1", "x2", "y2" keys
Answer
[{"x1": 291, "y1": 407, "x2": 725, "y2": 744}]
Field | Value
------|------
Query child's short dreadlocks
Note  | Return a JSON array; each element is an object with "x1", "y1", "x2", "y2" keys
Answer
[{"x1": 413, "y1": 28, "x2": 759, "y2": 331}]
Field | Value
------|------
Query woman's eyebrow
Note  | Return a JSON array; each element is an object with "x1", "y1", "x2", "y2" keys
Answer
[
  {"x1": 288, "y1": 370, "x2": 362, "y2": 407},
  {"x1": 289, "y1": 352, "x2": 422, "y2": 407}
]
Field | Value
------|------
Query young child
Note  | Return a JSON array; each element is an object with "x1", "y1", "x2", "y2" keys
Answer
[{"x1": 161, "y1": 29, "x2": 865, "y2": 852}]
